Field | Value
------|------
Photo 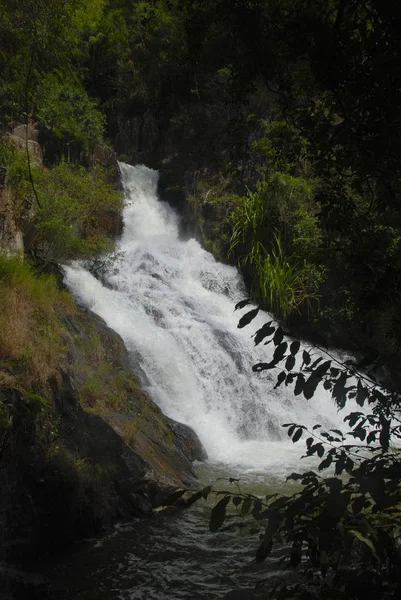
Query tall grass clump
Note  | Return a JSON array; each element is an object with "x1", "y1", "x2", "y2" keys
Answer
[
  {"x1": 229, "y1": 172, "x2": 324, "y2": 320},
  {"x1": 0, "y1": 256, "x2": 74, "y2": 389}
]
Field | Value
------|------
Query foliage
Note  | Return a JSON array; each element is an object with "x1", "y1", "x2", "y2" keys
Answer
[
  {"x1": 229, "y1": 174, "x2": 323, "y2": 319},
  {"x1": 37, "y1": 72, "x2": 105, "y2": 153},
  {"x1": 0, "y1": 255, "x2": 74, "y2": 389},
  {"x1": 195, "y1": 306, "x2": 401, "y2": 599},
  {"x1": 33, "y1": 161, "x2": 122, "y2": 261},
  {"x1": 256, "y1": 234, "x2": 322, "y2": 320}
]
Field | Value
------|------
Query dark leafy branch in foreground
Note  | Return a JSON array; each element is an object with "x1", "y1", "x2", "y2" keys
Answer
[{"x1": 188, "y1": 306, "x2": 401, "y2": 599}]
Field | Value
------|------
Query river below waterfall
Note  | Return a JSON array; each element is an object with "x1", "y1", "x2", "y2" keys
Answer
[{"x1": 55, "y1": 163, "x2": 348, "y2": 598}]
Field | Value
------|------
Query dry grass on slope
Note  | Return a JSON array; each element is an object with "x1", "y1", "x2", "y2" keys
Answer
[{"x1": 0, "y1": 256, "x2": 75, "y2": 391}]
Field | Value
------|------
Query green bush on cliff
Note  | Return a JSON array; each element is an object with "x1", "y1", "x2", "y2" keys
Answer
[
  {"x1": 37, "y1": 72, "x2": 106, "y2": 156},
  {"x1": 31, "y1": 161, "x2": 122, "y2": 261}
]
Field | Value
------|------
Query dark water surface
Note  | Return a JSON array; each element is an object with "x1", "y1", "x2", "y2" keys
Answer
[{"x1": 38, "y1": 503, "x2": 288, "y2": 600}]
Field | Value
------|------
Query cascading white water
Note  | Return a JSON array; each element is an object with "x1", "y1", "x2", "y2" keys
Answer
[{"x1": 63, "y1": 163, "x2": 345, "y2": 476}]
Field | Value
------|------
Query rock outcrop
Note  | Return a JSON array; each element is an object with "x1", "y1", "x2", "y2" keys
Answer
[{"x1": 0, "y1": 302, "x2": 205, "y2": 564}]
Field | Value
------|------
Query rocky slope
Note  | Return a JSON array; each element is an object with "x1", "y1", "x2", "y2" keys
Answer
[{"x1": 0, "y1": 126, "x2": 206, "y2": 587}]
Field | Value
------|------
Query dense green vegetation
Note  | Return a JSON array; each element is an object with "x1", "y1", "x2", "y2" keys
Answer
[
  {"x1": 3, "y1": 0, "x2": 401, "y2": 370},
  {"x1": 1, "y1": 0, "x2": 388, "y2": 368}
]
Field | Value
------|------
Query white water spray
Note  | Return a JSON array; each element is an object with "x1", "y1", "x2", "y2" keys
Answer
[{"x1": 64, "y1": 164, "x2": 344, "y2": 476}]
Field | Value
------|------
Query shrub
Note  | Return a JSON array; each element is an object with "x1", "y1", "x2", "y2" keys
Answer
[
  {"x1": 33, "y1": 161, "x2": 123, "y2": 261},
  {"x1": 229, "y1": 173, "x2": 324, "y2": 319},
  {"x1": 37, "y1": 72, "x2": 105, "y2": 153}
]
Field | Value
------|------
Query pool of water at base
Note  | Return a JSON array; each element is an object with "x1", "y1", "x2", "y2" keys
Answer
[{"x1": 37, "y1": 464, "x2": 301, "y2": 600}]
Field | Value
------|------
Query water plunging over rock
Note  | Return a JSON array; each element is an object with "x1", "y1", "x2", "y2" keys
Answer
[{"x1": 64, "y1": 163, "x2": 343, "y2": 477}]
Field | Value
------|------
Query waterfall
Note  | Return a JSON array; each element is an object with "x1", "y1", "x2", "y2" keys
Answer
[{"x1": 63, "y1": 163, "x2": 344, "y2": 476}]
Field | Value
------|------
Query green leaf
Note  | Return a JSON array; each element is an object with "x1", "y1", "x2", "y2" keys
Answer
[{"x1": 348, "y1": 529, "x2": 377, "y2": 555}]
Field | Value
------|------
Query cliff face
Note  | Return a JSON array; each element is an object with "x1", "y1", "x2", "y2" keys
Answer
[{"x1": 1, "y1": 301, "x2": 205, "y2": 563}]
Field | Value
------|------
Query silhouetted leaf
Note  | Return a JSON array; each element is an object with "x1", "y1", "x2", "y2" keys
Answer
[
  {"x1": 290, "y1": 341, "x2": 300, "y2": 355},
  {"x1": 273, "y1": 341, "x2": 287, "y2": 362},
  {"x1": 235, "y1": 299, "x2": 252, "y2": 311},
  {"x1": 379, "y1": 417, "x2": 390, "y2": 452},
  {"x1": 238, "y1": 307, "x2": 259, "y2": 328},
  {"x1": 242, "y1": 496, "x2": 253, "y2": 515},
  {"x1": 310, "y1": 356, "x2": 323, "y2": 369},
  {"x1": 252, "y1": 361, "x2": 277, "y2": 372},
  {"x1": 285, "y1": 355, "x2": 296, "y2": 371},
  {"x1": 344, "y1": 412, "x2": 363, "y2": 427},
  {"x1": 302, "y1": 350, "x2": 311, "y2": 365},
  {"x1": 292, "y1": 427, "x2": 303, "y2": 443},
  {"x1": 288, "y1": 424, "x2": 296, "y2": 437},
  {"x1": 162, "y1": 488, "x2": 186, "y2": 506},
  {"x1": 210, "y1": 496, "x2": 231, "y2": 532},
  {"x1": 285, "y1": 373, "x2": 296, "y2": 385},
  {"x1": 356, "y1": 379, "x2": 369, "y2": 406},
  {"x1": 303, "y1": 361, "x2": 331, "y2": 400},
  {"x1": 352, "y1": 494, "x2": 366, "y2": 515},
  {"x1": 256, "y1": 512, "x2": 281, "y2": 562},
  {"x1": 319, "y1": 454, "x2": 333, "y2": 470},
  {"x1": 187, "y1": 486, "x2": 212, "y2": 506},
  {"x1": 332, "y1": 372, "x2": 348, "y2": 408},
  {"x1": 273, "y1": 327, "x2": 284, "y2": 346},
  {"x1": 254, "y1": 321, "x2": 275, "y2": 345},
  {"x1": 294, "y1": 373, "x2": 305, "y2": 395},
  {"x1": 316, "y1": 444, "x2": 324, "y2": 457},
  {"x1": 274, "y1": 371, "x2": 286, "y2": 389}
]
